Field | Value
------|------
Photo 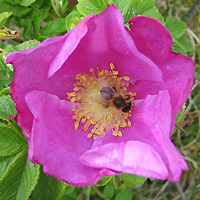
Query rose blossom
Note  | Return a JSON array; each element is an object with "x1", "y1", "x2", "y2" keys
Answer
[{"x1": 7, "y1": 5, "x2": 194, "y2": 186}]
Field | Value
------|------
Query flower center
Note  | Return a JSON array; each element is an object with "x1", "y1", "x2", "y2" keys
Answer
[{"x1": 67, "y1": 63, "x2": 136, "y2": 138}]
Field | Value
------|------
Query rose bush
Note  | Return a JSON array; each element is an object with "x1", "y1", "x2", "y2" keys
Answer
[{"x1": 7, "y1": 5, "x2": 194, "y2": 186}]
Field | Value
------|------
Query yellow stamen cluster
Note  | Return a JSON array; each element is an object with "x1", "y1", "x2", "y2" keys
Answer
[{"x1": 67, "y1": 63, "x2": 136, "y2": 138}]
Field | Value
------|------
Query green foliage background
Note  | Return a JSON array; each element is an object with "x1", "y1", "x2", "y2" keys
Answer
[{"x1": 0, "y1": 0, "x2": 199, "y2": 199}]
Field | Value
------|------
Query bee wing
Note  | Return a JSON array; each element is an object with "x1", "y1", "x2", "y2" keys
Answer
[
  {"x1": 98, "y1": 78, "x2": 110, "y2": 88},
  {"x1": 98, "y1": 78, "x2": 116, "y2": 100}
]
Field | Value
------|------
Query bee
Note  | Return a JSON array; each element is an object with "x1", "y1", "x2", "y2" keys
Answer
[{"x1": 98, "y1": 78, "x2": 132, "y2": 113}]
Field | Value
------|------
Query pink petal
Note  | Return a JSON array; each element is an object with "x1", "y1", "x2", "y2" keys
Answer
[
  {"x1": 48, "y1": 14, "x2": 95, "y2": 77},
  {"x1": 128, "y1": 16, "x2": 194, "y2": 117},
  {"x1": 83, "y1": 91, "x2": 188, "y2": 182},
  {"x1": 6, "y1": 5, "x2": 163, "y2": 139},
  {"x1": 25, "y1": 90, "x2": 115, "y2": 186},
  {"x1": 81, "y1": 141, "x2": 168, "y2": 179},
  {"x1": 6, "y1": 15, "x2": 95, "y2": 139},
  {"x1": 62, "y1": 5, "x2": 163, "y2": 83}
]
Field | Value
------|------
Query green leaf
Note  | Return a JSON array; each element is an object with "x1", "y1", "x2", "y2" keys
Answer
[
  {"x1": 59, "y1": 186, "x2": 80, "y2": 200},
  {"x1": 122, "y1": 0, "x2": 155, "y2": 23},
  {"x1": 13, "y1": 16, "x2": 22, "y2": 28},
  {"x1": 113, "y1": 175, "x2": 121, "y2": 190},
  {"x1": 22, "y1": 17, "x2": 32, "y2": 40},
  {"x1": 120, "y1": 173, "x2": 147, "y2": 187},
  {"x1": 20, "y1": 0, "x2": 36, "y2": 7},
  {"x1": 31, "y1": 0, "x2": 45, "y2": 9},
  {"x1": 165, "y1": 17, "x2": 187, "y2": 39},
  {"x1": 0, "y1": 2, "x2": 33, "y2": 17},
  {"x1": 141, "y1": 6, "x2": 164, "y2": 23},
  {"x1": 177, "y1": 34, "x2": 193, "y2": 53},
  {"x1": 70, "y1": 17, "x2": 84, "y2": 30},
  {"x1": 0, "y1": 57, "x2": 13, "y2": 90},
  {"x1": 16, "y1": 160, "x2": 40, "y2": 200},
  {"x1": 51, "y1": 0, "x2": 68, "y2": 17},
  {"x1": 0, "y1": 95, "x2": 16, "y2": 121},
  {"x1": 96, "y1": 176, "x2": 112, "y2": 186},
  {"x1": 0, "y1": 123, "x2": 26, "y2": 157},
  {"x1": 115, "y1": 189, "x2": 134, "y2": 200},
  {"x1": 171, "y1": 40, "x2": 187, "y2": 55},
  {"x1": 65, "y1": 9, "x2": 82, "y2": 31},
  {"x1": 77, "y1": 0, "x2": 113, "y2": 16},
  {"x1": 0, "y1": 156, "x2": 15, "y2": 178},
  {"x1": 32, "y1": 168, "x2": 66, "y2": 200},
  {"x1": 3, "y1": 40, "x2": 40, "y2": 58},
  {"x1": 0, "y1": 88, "x2": 10, "y2": 97},
  {"x1": 112, "y1": 0, "x2": 129, "y2": 12},
  {"x1": 32, "y1": 8, "x2": 49, "y2": 38},
  {"x1": 0, "y1": 12, "x2": 12, "y2": 28},
  {"x1": 2, "y1": 0, "x2": 22, "y2": 5},
  {"x1": 40, "y1": 0, "x2": 52, "y2": 10},
  {"x1": 0, "y1": 149, "x2": 40, "y2": 200},
  {"x1": 103, "y1": 184, "x2": 115, "y2": 199},
  {"x1": 176, "y1": 104, "x2": 186, "y2": 125},
  {"x1": 0, "y1": 42, "x2": 7, "y2": 49},
  {"x1": 43, "y1": 18, "x2": 66, "y2": 37}
]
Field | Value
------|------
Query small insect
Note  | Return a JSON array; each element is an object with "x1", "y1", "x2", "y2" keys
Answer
[{"x1": 98, "y1": 78, "x2": 132, "y2": 112}]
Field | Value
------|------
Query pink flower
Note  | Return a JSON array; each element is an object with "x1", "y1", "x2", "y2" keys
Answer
[{"x1": 7, "y1": 5, "x2": 194, "y2": 186}]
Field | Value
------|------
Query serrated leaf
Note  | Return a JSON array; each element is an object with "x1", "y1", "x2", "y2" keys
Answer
[
  {"x1": 16, "y1": 160, "x2": 40, "y2": 200},
  {"x1": 96, "y1": 176, "x2": 112, "y2": 186},
  {"x1": 32, "y1": 168, "x2": 66, "y2": 200},
  {"x1": 0, "y1": 149, "x2": 40, "y2": 200},
  {"x1": 0, "y1": 95, "x2": 16, "y2": 120},
  {"x1": 115, "y1": 189, "x2": 133, "y2": 200},
  {"x1": 165, "y1": 17, "x2": 187, "y2": 40},
  {"x1": 0, "y1": 156, "x2": 15, "y2": 178},
  {"x1": 20, "y1": 0, "x2": 36, "y2": 7},
  {"x1": 120, "y1": 173, "x2": 147, "y2": 187},
  {"x1": 0, "y1": 57, "x2": 13, "y2": 90},
  {"x1": 171, "y1": 40, "x2": 187, "y2": 55},
  {"x1": 0, "y1": 123, "x2": 26, "y2": 157},
  {"x1": 122, "y1": 0, "x2": 155, "y2": 23},
  {"x1": 43, "y1": 18, "x2": 66, "y2": 36},
  {"x1": 112, "y1": 0, "x2": 129, "y2": 12},
  {"x1": 0, "y1": 12, "x2": 12, "y2": 28},
  {"x1": 77, "y1": 0, "x2": 113, "y2": 16},
  {"x1": 177, "y1": 34, "x2": 193, "y2": 53}
]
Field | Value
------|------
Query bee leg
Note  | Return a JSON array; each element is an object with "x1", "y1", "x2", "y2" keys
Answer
[{"x1": 125, "y1": 94, "x2": 130, "y2": 100}]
